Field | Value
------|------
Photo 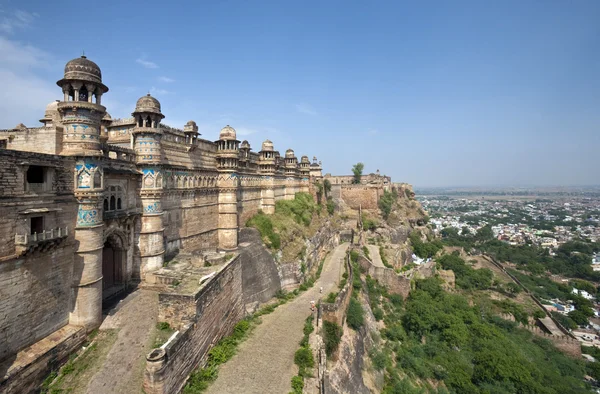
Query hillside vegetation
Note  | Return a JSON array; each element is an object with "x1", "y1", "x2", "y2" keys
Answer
[
  {"x1": 366, "y1": 275, "x2": 592, "y2": 394},
  {"x1": 246, "y1": 192, "x2": 339, "y2": 262}
]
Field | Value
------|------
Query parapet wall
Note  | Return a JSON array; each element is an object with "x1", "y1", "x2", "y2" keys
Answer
[
  {"x1": 357, "y1": 254, "x2": 411, "y2": 299},
  {"x1": 333, "y1": 185, "x2": 382, "y2": 211},
  {"x1": 144, "y1": 255, "x2": 245, "y2": 394},
  {"x1": 321, "y1": 253, "x2": 353, "y2": 326}
]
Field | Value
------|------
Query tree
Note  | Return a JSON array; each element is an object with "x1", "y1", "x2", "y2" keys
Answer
[
  {"x1": 323, "y1": 179, "x2": 332, "y2": 198},
  {"x1": 568, "y1": 310, "x2": 589, "y2": 327},
  {"x1": 352, "y1": 162, "x2": 364, "y2": 184}
]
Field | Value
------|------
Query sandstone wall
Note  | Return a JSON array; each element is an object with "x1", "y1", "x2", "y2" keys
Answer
[
  {"x1": 0, "y1": 325, "x2": 85, "y2": 394},
  {"x1": 340, "y1": 185, "x2": 380, "y2": 210},
  {"x1": 357, "y1": 254, "x2": 411, "y2": 299},
  {"x1": 0, "y1": 150, "x2": 77, "y2": 362},
  {"x1": 144, "y1": 255, "x2": 245, "y2": 394},
  {"x1": 321, "y1": 254, "x2": 353, "y2": 327},
  {"x1": 0, "y1": 126, "x2": 63, "y2": 155}
]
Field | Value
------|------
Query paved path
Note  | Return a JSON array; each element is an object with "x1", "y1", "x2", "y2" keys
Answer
[
  {"x1": 86, "y1": 289, "x2": 158, "y2": 394},
  {"x1": 366, "y1": 245, "x2": 385, "y2": 268},
  {"x1": 207, "y1": 243, "x2": 349, "y2": 394}
]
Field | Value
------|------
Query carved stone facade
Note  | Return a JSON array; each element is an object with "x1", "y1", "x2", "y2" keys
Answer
[{"x1": 0, "y1": 56, "x2": 323, "y2": 365}]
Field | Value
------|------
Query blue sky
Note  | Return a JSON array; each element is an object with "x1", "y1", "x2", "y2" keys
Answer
[{"x1": 1, "y1": 0, "x2": 599, "y2": 187}]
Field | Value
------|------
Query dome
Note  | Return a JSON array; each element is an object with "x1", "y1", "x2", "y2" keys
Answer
[
  {"x1": 186, "y1": 120, "x2": 197, "y2": 127},
  {"x1": 240, "y1": 140, "x2": 250, "y2": 149},
  {"x1": 134, "y1": 94, "x2": 163, "y2": 115},
  {"x1": 57, "y1": 56, "x2": 108, "y2": 92},
  {"x1": 261, "y1": 139, "x2": 274, "y2": 151},
  {"x1": 44, "y1": 100, "x2": 60, "y2": 118},
  {"x1": 300, "y1": 155, "x2": 310, "y2": 163},
  {"x1": 285, "y1": 149, "x2": 295, "y2": 158},
  {"x1": 219, "y1": 125, "x2": 237, "y2": 140}
]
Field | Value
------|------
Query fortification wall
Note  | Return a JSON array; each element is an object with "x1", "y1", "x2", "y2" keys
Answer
[
  {"x1": 0, "y1": 127, "x2": 63, "y2": 155},
  {"x1": 340, "y1": 185, "x2": 380, "y2": 210},
  {"x1": 144, "y1": 255, "x2": 245, "y2": 394},
  {"x1": 321, "y1": 254, "x2": 353, "y2": 326},
  {"x1": 163, "y1": 191, "x2": 219, "y2": 257},
  {"x1": 357, "y1": 254, "x2": 411, "y2": 299},
  {"x1": 0, "y1": 246, "x2": 76, "y2": 363},
  {"x1": 238, "y1": 186, "x2": 262, "y2": 226},
  {"x1": 0, "y1": 325, "x2": 85, "y2": 394}
]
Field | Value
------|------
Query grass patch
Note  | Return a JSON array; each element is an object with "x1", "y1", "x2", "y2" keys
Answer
[
  {"x1": 43, "y1": 330, "x2": 118, "y2": 393},
  {"x1": 183, "y1": 317, "x2": 256, "y2": 393}
]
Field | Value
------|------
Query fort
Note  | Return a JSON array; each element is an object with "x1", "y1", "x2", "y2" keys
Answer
[
  {"x1": 0, "y1": 55, "x2": 329, "y2": 392},
  {"x1": 0, "y1": 56, "x2": 402, "y2": 393}
]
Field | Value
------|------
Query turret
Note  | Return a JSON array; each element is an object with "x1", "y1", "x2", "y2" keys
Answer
[
  {"x1": 132, "y1": 94, "x2": 165, "y2": 164},
  {"x1": 56, "y1": 55, "x2": 109, "y2": 156},
  {"x1": 184, "y1": 120, "x2": 199, "y2": 144},
  {"x1": 215, "y1": 125, "x2": 239, "y2": 172},
  {"x1": 258, "y1": 139, "x2": 276, "y2": 175}
]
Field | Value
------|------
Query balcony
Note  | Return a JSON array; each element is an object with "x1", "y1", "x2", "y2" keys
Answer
[{"x1": 15, "y1": 227, "x2": 69, "y2": 256}]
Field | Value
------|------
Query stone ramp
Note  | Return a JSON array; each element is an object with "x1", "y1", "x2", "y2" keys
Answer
[
  {"x1": 539, "y1": 316, "x2": 565, "y2": 337},
  {"x1": 366, "y1": 245, "x2": 385, "y2": 268},
  {"x1": 206, "y1": 243, "x2": 349, "y2": 394},
  {"x1": 85, "y1": 289, "x2": 158, "y2": 394}
]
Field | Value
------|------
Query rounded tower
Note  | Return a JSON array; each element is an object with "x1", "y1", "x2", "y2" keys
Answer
[
  {"x1": 258, "y1": 140, "x2": 276, "y2": 213},
  {"x1": 132, "y1": 94, "x2": 166, "y2": 274},
  {"x1": 215, "y1": 126, "x2": 240, "y2": 250},
  {"x1": 56, "y1": 55, "x2": 109, "y2": 156},
  {"x1": 132, "y1": 94, "x2": 165, "y2": 164}
]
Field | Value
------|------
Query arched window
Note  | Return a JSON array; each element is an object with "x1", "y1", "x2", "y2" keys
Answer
[
  {"x1": 93, "y1": 171, "x2": 101, "y2": 189},
  {"x1": 103, "y1": 199, "x2": 109, "y2": 211},
  {"x1": 79, "y1": 86, "x2": 88, "y2": 102},
  {"x1": 110, "y1": 196, "x2": 116, "y2": 210},
  {"x1": 117, "y1": 198, "x2": 122, "y2": 210}
]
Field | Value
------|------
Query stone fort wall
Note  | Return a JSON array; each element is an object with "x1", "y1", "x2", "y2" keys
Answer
[{"x1": 0, "y1": 150, "x2": 77, "y2": 363}]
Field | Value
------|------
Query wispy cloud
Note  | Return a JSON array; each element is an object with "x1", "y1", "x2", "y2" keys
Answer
[
  {"x1": 368, "y1": 129, "x2": 379, "y2": 135},
  {"x1": 236, "y1": 127, "x2": 259, "y2": 136},
  {"x1": 136, "y1": 57, "x2": 159, "y2": 69},
  {"x1": 295, "y1": 103, "x2": 317, "y2": 116},
  {"x1": 150, "y1": 86, "x2": 172, "y2": 95},
  {"x1": 0, "y1": 9, "x2": 38, "y2": 34},
  {"x1": 0, "y1": 37, "x2": 57, "y2": 128},
  {"x1": 158, "y1": 76, "x2": 174, "y2": 83}
]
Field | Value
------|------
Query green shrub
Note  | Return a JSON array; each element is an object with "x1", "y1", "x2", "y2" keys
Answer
[
  {"x1": 373, "y1": 307, "x2": 384, "y2": 321},
  {"x1": 294, "y1": 346, "x2": 314, "y2": 376},
  {"x1": 291, "y1": 375, "x2": 304, "y2": 394},
  {"x1": 362, "y1": 246, "x2": 370, "y2": 259},
  {"x1": 323, "y1": 321, "x2": 343, "y2": 356},
  {"x1": 156, "y1": 322, "x2": 171, "y2": 331},
  {"x1": 326, "y1": 199, "x2": 334, "y2": 215},
  {"x1": 347, "y1": 298, "x2": 365, "y2": 330},
  {"x1": 326, "y1": 292, "x2": 337, "y2": 303},
  {"x1": 350, "y1": 250, "x2": 359, "y2": 263}
]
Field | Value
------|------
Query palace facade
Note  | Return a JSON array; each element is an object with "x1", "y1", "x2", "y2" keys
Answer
[{"x1": 0, "y1": 56, "x2": 322, "y2": 362}]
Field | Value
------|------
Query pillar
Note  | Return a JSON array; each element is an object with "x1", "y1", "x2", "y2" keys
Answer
[
  {"x1": 218, "y1": 177, "x2": 239, "y2": 250},
  {"x1": 139, "y1": 195, "x2": 165, "y2": 275},
  {"x1": 261, "y1": 176, "x2": 275, "y2": 214},
  {"x1": 70, "y1": 194, "x2": 104, "y2": 330}
]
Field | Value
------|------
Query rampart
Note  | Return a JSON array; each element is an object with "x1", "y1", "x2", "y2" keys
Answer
[
  {"x1": 357, "y1": 254, "x2": 412, "y2": 299},
  {"x1": 321, "y1": 253, "x2": 353, "y2": 326},
  {"x1": 143, "y1": 255, "x2": 245, "y2": 394}
]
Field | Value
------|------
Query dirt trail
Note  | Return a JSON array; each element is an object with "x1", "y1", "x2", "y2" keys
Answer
[
  {"x1": 366, "y1": 244, "x2": 385, "y2": 268},
  {"x1": 206, "y1": 243, "x2": 349, "y2": 394},
  {"x1": 85, "y1": 289, "x2": 158, "y2": 394}
]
